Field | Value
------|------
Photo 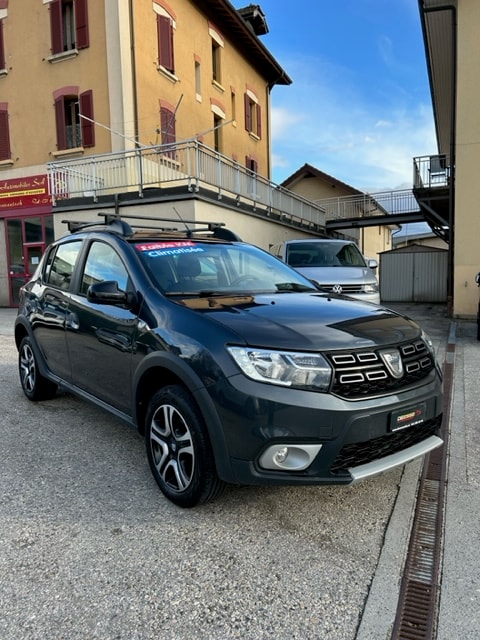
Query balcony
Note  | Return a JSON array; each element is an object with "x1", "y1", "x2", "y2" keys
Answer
[{"x1": 47, "y1": 139, "x2": 327, "y2": 234}]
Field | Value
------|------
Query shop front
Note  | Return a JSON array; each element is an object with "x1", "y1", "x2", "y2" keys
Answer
[{"x1": 1, "y1": 175, "x2": 54, "y2": 307}]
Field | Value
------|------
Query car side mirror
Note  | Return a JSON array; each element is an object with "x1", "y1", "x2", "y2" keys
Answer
[
  {"x1": 367, "y1": 259, "x2": 378, "y2": 270},
  {"x1": 87, "y1": 280, "x2": 138, "y2": 308}
]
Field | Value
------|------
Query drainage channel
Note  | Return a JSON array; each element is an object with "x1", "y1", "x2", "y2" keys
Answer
[{"x1": 390, "y1": 325, "x2": 456, "y2": 640}]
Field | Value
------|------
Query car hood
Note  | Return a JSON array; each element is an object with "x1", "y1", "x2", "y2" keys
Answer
[
  {"x1": 178, "y1": 293, "x2": 420, "y2": 350},
  {"x1": 294, "y1": 265, "x2": 376, "y2": 284}
]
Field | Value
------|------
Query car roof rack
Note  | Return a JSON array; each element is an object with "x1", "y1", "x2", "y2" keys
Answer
[{"x1": 62, "y1": 213, "x2": 242, "y2": 241}]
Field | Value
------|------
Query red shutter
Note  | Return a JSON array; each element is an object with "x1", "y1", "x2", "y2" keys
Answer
[
  {"x1": 80, "y1": 90, "x2": 95, "y2": 147},
  {"x1": 0, "y1": 109, "x2": 11, "y2": 161},
  {"x1": 244, "y1": 93, "x2": 250, "y2": 131},
  {"x1": 50, "y1": 0, "x2": 64, "y2": 54},
  {"x1": 54, "y1": 96, "x2": 67, "y2": 150},
  {"x1": 0, "y1": 20, "x2": 5, "y2": 70},
  {"x1": 256, "y1": 104, "x2": 262, "y2": 138},
  {"x1": 160, "y1": 107, "x2": 176, "y2": 145},
  {"x1": 157, "y1": 15, "x2": 174, "y2": 73},
  {"x1": 75, "y1": 0, "x2": 89, "y2": 49}
]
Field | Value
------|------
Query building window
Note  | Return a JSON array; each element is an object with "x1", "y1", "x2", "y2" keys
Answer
[
  {"x1": 50, "y1": 0, "x2": 89, "y2": 55},
  {"x1": 195, "y1": 59, "x2": 201, "y2": 99},
  {"x1": 212, "y1": 41, "x2": 221, "y2": 84},
  {"x1": 54, "y1": 89, "x2": 94, "y2": 150},
  {"x1": 231, "y1": 89, "x2": 236, "y2": 123},
  {"x1": 0, "y1": 19, "x2": 5, "y2": 71},
  {"x1": 160, "y1": 103, "x2": 176, "y2": 145},
  {"x1": 244, "y1": 92, "x2": 262, "y2": 139},
  {"x1": 213, "y1": 114, "x2": 222, "y2": 153},
  {"x1": 0, "y1": 104, "x2": 11, "y2": 161},
  {"x1": 157, "y1": 14, "x2": 174, "y2": 74}
]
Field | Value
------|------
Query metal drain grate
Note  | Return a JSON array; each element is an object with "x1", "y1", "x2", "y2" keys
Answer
[{"x1": 390, "y1": 337, "x2": 455, "y2": 640}]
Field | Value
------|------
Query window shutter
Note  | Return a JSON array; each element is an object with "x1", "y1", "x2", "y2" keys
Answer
[
  {"x1": 160, "y1": 107, "x2": 176, "y2": 145},
  {"x1": 0, "y1": 20, "x2": 5, "y2": 70},
  {"x1": 244, "y1": 93, "x2": 250, "y2": 131},
  {"x1": 75, "y1": 0, "x2": 90, "y2": 49},
  {"x1": 157, "y1": 15, "x2": 174, "y2": 73},
  {"x1": 0, "y1": 109, "x2": 11, "y2": 161},
  {"x1": 80, "y1": 90, "x2": 95, "y2": 147},
  {"x1": 50, "y1": 0, "x2": 64, "y2": 54},
  {"x1": 256, "y1": 104, "x2": 262, "y2": 138},
  {"x1": 54, "y1": 96, "x2": 67, "y2": 150}
]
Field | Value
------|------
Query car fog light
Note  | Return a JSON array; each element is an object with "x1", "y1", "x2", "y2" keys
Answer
[
  {"x1": 259, "y1": 444, "x2": 323, "y2": 471},
  {"x1": 274, "y1": 447, "x2": 289, "y2": 464}
]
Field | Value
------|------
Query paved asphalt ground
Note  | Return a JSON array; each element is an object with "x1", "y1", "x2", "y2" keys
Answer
[{"x1": 0, "y1": 302, "x2": 478, "y2": 639}]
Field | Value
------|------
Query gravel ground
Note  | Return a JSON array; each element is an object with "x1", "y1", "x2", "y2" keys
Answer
[{"x1": 0, "y1": 305, "x2": 447, "y2": 640}]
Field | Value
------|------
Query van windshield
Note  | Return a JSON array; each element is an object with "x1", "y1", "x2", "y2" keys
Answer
[{"x1": 286, "y1": 242, "x2": 367, "y2": 268}]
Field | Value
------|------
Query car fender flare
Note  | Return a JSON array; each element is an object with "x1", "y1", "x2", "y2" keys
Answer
[
  {"x1": 132, "y1": 351, "x2": 235, "y2": 483},
  {"x1": 14, "y1": 317, "x2": 55, "y2": 382}
]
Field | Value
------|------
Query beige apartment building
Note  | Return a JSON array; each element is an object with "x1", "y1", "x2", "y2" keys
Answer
[
  {"x1": 0, "y1": 0, "x2": 293, "y2": 306},
  {"x1": 419, "y1": 0, "x2": 480, "y2": 318}
]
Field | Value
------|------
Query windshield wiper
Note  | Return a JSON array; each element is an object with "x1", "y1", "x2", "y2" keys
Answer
[{"x1": 275, "y1": 282, "x2": 316, "y2": 292}]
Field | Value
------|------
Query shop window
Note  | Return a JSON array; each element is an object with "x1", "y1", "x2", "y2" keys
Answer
[
  {"x1": 54, "y1": 89, "x2": 95, "y2": 150},
  {"x1": 50, "y1": 0, "x2": 89, "y2": 55}
]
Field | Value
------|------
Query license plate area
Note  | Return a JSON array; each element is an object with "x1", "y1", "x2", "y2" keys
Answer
[{"x1": 390, "y1": 402, "x2": 426, "y2": 432}]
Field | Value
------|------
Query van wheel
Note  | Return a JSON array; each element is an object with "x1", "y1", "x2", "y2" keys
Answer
[
  {"x1": 145, "y1": 385, "x2": 225, "y2": 508},
  {"x1": 18, "y1": 337, "x2": 58, "y2": 401}
]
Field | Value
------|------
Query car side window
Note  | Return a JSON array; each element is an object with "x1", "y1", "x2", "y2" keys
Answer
[
  {"x1": 45, "y1": 241, "x2": 83, "y2": 290},
  {"x1": 80, "y1": 241, "x2": 129, "y2": 295}
]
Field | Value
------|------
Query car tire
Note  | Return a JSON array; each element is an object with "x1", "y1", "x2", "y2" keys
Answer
[
  {"x1": 145, "y1": 385, "x2": 225, "y2": 508},
  {"x1": 18, "y1": 336, "x2": 58, "y2": 401}
]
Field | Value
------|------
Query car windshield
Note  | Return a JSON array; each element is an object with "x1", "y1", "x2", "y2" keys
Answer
[
  {"x1": 286, "y1": 242, "x2": 367, "y2": 268},
  {"x1": 135, "y1": 240, "x2": 317, "y2": 295}
]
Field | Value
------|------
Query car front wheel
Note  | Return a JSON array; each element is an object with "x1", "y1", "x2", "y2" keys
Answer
[
  {"x1": 18, "y1": 336, "x2": 58, "y2": 401},
  {"x1": 145, "y1": 385, "x2": 225, "y2": 508}
]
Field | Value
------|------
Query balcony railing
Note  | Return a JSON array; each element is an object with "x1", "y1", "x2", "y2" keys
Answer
[
  {"x1": 414, "y1": 154, "x2": 450, "y2": 189},
  {"x1": 47, "y1": 139, "x2": 327, "y2": 231},
  {"x1": 314, "y1": 189, "x2": 421, "y2": 220}
]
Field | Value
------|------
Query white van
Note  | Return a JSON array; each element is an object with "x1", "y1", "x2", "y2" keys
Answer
[{"x1": 272, "y1": 238, "x2": 380, "y2": 304}]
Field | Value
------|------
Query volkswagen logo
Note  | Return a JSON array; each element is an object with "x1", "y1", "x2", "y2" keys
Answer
[{"x1": 332, "y1": 284, "x2": 343, "y2": 294}]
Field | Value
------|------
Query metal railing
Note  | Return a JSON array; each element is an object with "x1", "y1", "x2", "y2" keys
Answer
[
  {"x1": 47, "y1": 139, "x2": 327, "y2": 230},
  {"x1": 414, "y1": 154, "x2": 450, "y2": 189},
  {"x1": 314, "y1": 189, "x2": 421, "y2": 220}
]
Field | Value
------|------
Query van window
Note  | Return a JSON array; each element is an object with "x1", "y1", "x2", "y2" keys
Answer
[{"x1": 286, "y1": 242, "x2": 366, "y2": 268}]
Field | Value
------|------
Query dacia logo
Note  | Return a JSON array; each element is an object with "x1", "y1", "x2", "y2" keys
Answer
[{"x1": 379, "y1": 348, "x2": 404, "y2": 379}]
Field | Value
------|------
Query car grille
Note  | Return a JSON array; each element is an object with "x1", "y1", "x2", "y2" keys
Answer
[
  {"x1": 330, "y1": 415, "x2": 442, "y2": 475},
  {"x1": 320, "y1": 284, "x2": 364, "y2": 294},
  {"x1": 325, "y1": 339, "x2": 435, "y2": 399}
]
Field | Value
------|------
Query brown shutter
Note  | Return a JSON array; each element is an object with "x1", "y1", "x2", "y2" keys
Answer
[
  {"x1": 244, "y1": 93, "x2": 250, "y2": 131},
  {"x1": 0, "y1": 20, "x2": 5, "y2": 70},
  {"x1": 157, "y1": 15, "x2": 174, "y2": 73},
  {"x1": 50, "y1": 0, "x2": 63, "y2": 54},
  {"x1": 160, "y1": 107, "x2": 176, "y2": 145},
  {"x1": 0, "y1": 109, "x2": 11, "y2": 161},
  {"x1": 256, "y1": 104, "x2": 262, "y2": 138},
  {"x1": 54, "y1": 96, "x2": 67, "y2": 150},
  {"x1": 75, "y1": 0, "x2": 89, "y2": 49},
  {"x1": 80, "y1": 90, "x2": 95, "y2": 147}
]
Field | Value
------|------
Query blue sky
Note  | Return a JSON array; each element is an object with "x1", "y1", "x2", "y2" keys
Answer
[{"x1": 232, "y1": 0, "x2": 436, "y2": 193}]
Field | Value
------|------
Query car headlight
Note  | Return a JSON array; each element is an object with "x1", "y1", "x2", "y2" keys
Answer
[
  {"x1": 364, "y1": 283, "x2": 379, "y2": 293},
  {"x1": 227, "y1": 346, "x2": 332, "y2": 391},
  {"x1": 421, "y1": 330, "x2": 435, "y2": 356}
]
